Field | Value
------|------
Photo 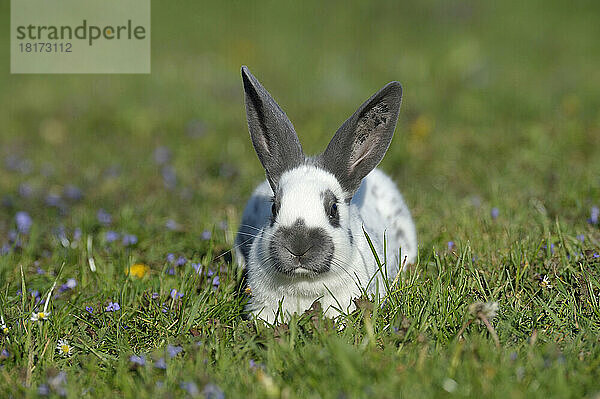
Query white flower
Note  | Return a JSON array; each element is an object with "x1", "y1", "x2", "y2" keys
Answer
[
  {"x1": 56, "y1": 339, "x2": 73, "y2": 357},
  {"x1": 31, "y1": 311, "x2": 51, "y2": 322},
  {"x1": 540, "y1": 275, "x2": 553, "y2": 289},
  {"x1": 0, "y1": 316, "x2": 8, "y2": 334}
]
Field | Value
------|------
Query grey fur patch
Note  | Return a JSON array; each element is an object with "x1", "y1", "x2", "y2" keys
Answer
[{"x1": 269, "y1": 219, "x2": 334, "y2": 275}]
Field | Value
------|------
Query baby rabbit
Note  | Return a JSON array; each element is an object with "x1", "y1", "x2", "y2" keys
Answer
[{"x1": 236, "y1": 66, "x2": 416, "y2": 323}]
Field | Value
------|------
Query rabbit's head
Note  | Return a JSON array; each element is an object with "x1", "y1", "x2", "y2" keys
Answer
[{"x1": 241, "y1": 66, "x2": 402, "y2": 278}]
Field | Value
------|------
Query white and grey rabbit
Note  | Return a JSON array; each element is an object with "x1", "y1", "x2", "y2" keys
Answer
[{"x1": 235, "y1": 66, "x2": 417, "y2": 323}]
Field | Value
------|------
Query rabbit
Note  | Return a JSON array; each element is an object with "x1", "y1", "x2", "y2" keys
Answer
[{"x1": 235, "y1": 66, "x2": 417, "y2": 323}]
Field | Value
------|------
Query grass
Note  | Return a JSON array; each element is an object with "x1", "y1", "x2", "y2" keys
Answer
[{"x1": 1, "y1": 0, "x2": 600, "y2": 397}]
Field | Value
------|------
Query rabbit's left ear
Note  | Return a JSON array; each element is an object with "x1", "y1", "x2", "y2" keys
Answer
[
  {"x1": 320, "y1": 81, "x2": 402, "y2": 195},
  {"x1": 242, "y1": 66, "x2": 304, "y2": 191}
]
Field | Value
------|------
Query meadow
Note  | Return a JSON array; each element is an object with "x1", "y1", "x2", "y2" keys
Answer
[{"x1": 1, "y1": 0, "x2": 599, "y2": 397}]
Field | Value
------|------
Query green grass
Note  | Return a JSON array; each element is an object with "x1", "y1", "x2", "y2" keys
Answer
[{"x1": 1, "y1": 0, "x2": 600, "y2": 397}]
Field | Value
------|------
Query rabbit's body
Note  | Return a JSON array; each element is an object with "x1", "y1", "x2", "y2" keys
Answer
[
  {"x1": 237, "y1": 167, "x2": 416, "y2": 322},
  {"x1": 235, "y1": 67, "x2": 416, "y2": 323}
]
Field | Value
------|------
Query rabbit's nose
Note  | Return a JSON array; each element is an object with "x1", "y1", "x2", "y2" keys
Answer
[{"x1": 285, "y1": 242, "x2": 312, "y2": 258}]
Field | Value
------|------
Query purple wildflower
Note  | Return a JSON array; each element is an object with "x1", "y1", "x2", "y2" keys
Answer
[
  {"x1": 167, "y1": 267, "x2": 175, "y2": 275},
  {"x1": 175, "y1": 256, "x2": 187, "y2": 266},
  {"x1": 15, "y1": 211, "x2": 32, "y2": 234},
  {"x1": 167, "y1": 253, "x2": 176, "y2": 263},
  {"x1": 153, "y1": 146, "x2": 171, "y2": 165},
  {"x1": 212, "y1": 276, "x2": 220, "y2": 289},
  {"x1": 589, "y1": 206, "x2": 599, "y2": 225},
  {"x1": 167, "y1": 345, "x2": 183, "y2": 358},
  {"x1": 151, "y1": 292, "x2": 160, "y2": 299},
  {"x1": 63, "y1": 185, "x2": 83, "y2": 201},
  {"x1": 206, "y1": 269, "x2": 215, "y2": 277},
  {"x1": 105, "y1": 231, "x2": 119, "y2": 243},
  {"x1": 59, "y1": 278, "x2": 77, "y2": 293},
  {"x1": 165, "y1": 219, "x2": 179, "y2": 230},
  {"x1": 97, "y1": 209, "x2": 112, "y2": 225},
  {"x1": 73, "y1": 228, "x2": 82, "y2": 241},
  {"x1": 447, "y1": 241, "x2": 455, "y2": 250},
  {"x1": 18, "y1": 183, "x2": 33, "y2": 198},
  {"x1": 1, "y1": 349, "x2": 9, "y2": 358},
  {"x1": 37, "y1": 384, "x2": 50, "y2": 396},
  {"x1": 201, "y1": 230, "x2": 212, "y2": 240},
  {"x1": 202, "y1": 383, "x2": 225, "y2": 399},
  {"x1": 170, "y1": 289, "x2": 183, "y2": 299},
  {"x1": 85, "y1": 306, "x2": 93, "y2": 314},
  {"x1": 1, "y1": 244, "x2": 10, "y2": 256},
  {"x1": 192, "y1": 263, "x2": 202, "y2": 274},
  {"x1": 181, "y1": 382, "x2": 199, "y2": 397},
  {"x1": 36, "y1": 266, "x2": 45, "y2": 275},
  {"x1": 45, "y1": 193, "x2": 63, "y2": 208},
  {"x1": 122, "y1": 234, "x2": 138, "y2": 246},
  {"x1": 161, "y1": 165, "x2": 177, "y2": 189},
  {"x1": 105, "y1": 301, "x2": 120, "y2": 312},
  {"x1": 154, "y1": 357, "x2": 167, "y2": 370},
  {"x1": 491, "y1": 207, "x2": 499, "y2": 220},
  {"x1": 129, "y1": 355, "x2": 146, "y2": 366},
  {"x1": 593, "y1": 253, "x2": 599, "y2": 259}
]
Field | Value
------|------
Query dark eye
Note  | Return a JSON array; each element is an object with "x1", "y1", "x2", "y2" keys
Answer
[
  {"x1": 271, "y1": 202, "x2": 277, "y2": 216},
  {"x1": 329, "y1": 203, "x2": 338, "y2": 218}
]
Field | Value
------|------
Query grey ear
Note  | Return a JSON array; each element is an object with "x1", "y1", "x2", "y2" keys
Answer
[
  {"x1": 320, "y1": 81, "x2": 402, "y2": 195},
  {"x1": 241, "y1": 66, "x2": 304, "y2": 190}
]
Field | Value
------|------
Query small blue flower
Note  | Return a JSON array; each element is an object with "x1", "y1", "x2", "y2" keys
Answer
[
  {"x1": 97, "y1": 209, "x2": 112, "y2": 226},
  {"x1": 36, "y1": 266, "x2": 45, "y2": 275},
  {"x1": 180, "y1": 382, "x2": 199, "y2": 397},
  {"x1": 105, "y1": 231, "x2": 119, "y2": 243},
  {"x1": 15, "y1": 211, "x2": 32, "y2": 234},
  {"x1": 170, "y1": 289, "x2": 183, "y2": 299},
  {"x1": 167, "y1": 345, "x2": 183, "y2": 358},
  {"x1": 154, "y1": 357, "x2": 167, "y2": 370},
  {"x1": 153, "y1": 146, "x2": 171, "y2": 165},
  {"x1": 105, "y1": 301, "x2": 121, "y2": 312},
  {"x1": 151, "y1": 292, "x2": 160, "y2": 299},
  {"x1": 192, "y1": 263, "x2": 202, "y2": 274},
  {"x1": 202, "y1": 383, "x2": 224, "y2": 399},
  {"x1": 45, "y1": 193, "x2": 63, "y2": 208},
  {"x1": 201, "y1": 230, "x2": 212, "y2": 240},
  {"x1": 593, "y1": 253, "x2": 599, "y2": 259},
  {"x1": 447, "y1": 241, "x2": 455, "y2": 250},
  {"x1": 63, "y1": 185, "x2": 83, "y2": 201},
  {"x1": 588, "y1": 206, "x2": 599, "y2": 225},
  {"x1": 1, "y1": 349, "x2": 9, "y2": 357},
  {"x1": 129, "y1": 354, "x2": 146, "y2": 366},
  {"x1": 491, "y1": 207, "x2": 499, "y2": 220},
  {"x1": 167, "y1": 253, "x2": 176, "y2": 263},
  {"x1": 85, "y1": 306, "x2": 93, "y2": 314},
  {"x1": 37, "y1": 384, "x2": 49, "y2": 396},
  {"x1": 18, "y1": 183, "x2": 33, "y2": 198},
  {"x1": 165, "y1": 219, "x2": 179, "y2": 230},
  {"x1": 167, "y1": 267, "x2": 176, "y2": 275},
  {"x1": 122, "y1": 234, "x2": 138, "y2": 246},
  {"x1": 212, "y1": 276, "x2": 220, "y2": 289},
  {"x1": 577, "y1": 234, "x2": 585, "y2": 243},
  {"x1": 161, "y1": 166, "x2": 177, "y2": 189},
  {"x1": 175, "y1": 256, "x2": 187, "y2": 266}
]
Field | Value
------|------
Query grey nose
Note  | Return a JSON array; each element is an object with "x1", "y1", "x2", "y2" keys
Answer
[{"x1": 282, "y1": 219, "x2": 313, "y2": 257}]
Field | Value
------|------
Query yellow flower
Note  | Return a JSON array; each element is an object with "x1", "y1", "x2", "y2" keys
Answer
[{"x1": 128, "y1": 263, "x2": 149, "y2": 278}]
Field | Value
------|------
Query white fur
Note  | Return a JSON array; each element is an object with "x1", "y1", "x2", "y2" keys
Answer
[{"x1": 236, "y1": 165, "x2": 416, "y2": 323}]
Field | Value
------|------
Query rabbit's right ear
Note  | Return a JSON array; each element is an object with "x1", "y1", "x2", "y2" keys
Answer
[
  {"x1": 320, "y1": 81, "x2": 402, "y2": 196},
  {"x1": 242, "y1": 66, "x2": 304, "y2": 191}
]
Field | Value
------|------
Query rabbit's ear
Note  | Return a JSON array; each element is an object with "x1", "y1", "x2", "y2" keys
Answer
[
  {"x1": 321, "y1": 81, "x2": 402, "y2": 195},
  {"x1": 242, "y1": 66, "x2": 304, "y2": 190}
]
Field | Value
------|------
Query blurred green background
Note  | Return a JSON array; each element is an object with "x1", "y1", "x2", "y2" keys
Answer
[
  {"x1": 1, "y1": 1, "x2": 600, "y2": 397},
  {"x1": 1, "y1": 0, "x2": 599, "y2": 251}
]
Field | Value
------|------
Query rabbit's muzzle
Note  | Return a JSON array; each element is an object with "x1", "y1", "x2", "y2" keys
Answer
[{"x1": 269, "y1": 218, "x2": 334, "y2": 276}]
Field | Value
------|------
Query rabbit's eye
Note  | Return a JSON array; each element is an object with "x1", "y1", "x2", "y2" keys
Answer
[
  {"x1": 271, "y1": 203, "x2": 277, "y2": 217},
  {"x1": 329, "y1": 203, "x2": 338, "y2": 218}
]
